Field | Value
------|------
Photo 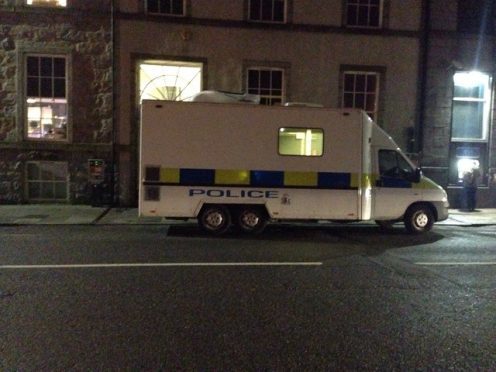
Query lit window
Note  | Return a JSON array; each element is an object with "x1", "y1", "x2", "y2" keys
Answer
[
  {"x1": 146, "y1": 0, "x2": 185, "y2": 16},
  {"x1": 249, "y1": 0, "x2": 286, "y2": 23},
  {"x1": 247, "y1": 68, "x2": 284, "y2": 105},
  {"x1": 278, "y1": 128, "x2": 323, "y2": 157},
  {"x1": 139, "y1": 61, "x2": 202, "y2": 102},
  {"x1": 26, "y1": 161, "x2": 68, "y2": 201},
  {"x1": 451, "y1": 71, "x2": 491, "y2": 140},
  {"x1": 346, "y1": 0, "x2": 382, "y2": 28},
  {"x1": 26, "y1": 56, "x2": 68, "y2": 141},
  {"x1": 342, "y1": 71, "x2": 379, "y2": 120},
  {"x1": 26, "y1": 0, "x2": 67, "y2": 6}
]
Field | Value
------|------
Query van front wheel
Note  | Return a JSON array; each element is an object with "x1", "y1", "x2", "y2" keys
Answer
[{"x1": 404, "y1": 205, "x2": 434, "y2": 234}]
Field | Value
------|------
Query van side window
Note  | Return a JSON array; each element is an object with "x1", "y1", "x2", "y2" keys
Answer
[
  {"x1": 278, "y1": 128, "x2": 323, "y2": 156},
  {"x1": 379, "y1": 150, "x2": 413, "y2": 179}
]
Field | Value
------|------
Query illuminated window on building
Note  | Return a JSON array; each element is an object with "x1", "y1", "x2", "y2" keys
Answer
[
  {"x1": 346, "y1": 0, "x2": 382, "y2": 28},
  {"x1": 26, "y1": 161, "x2": 69, "y2": 201},
  {"x1": 139, "y1": 61, "x2": 202, "y2": 102},
  {"x1": 247, "y1": 68, "x2": 284, "y2": 105},
  {"x1": 249, "y1": 0, "x2": 286, "y2": 23},
  {"x1": 26, "y1": 0, "x2": 67, "y2": 6},
  {"x1": 146, "y1": 0, "x2": 185, "y2": 15},
  {"x1": 26, "y1": 56, "x2": 68, "y2": 141},
  {"x1": 342, "y1": 71, "x2": 379, "y2": 120},
  {"x1": 451, "y1": 71, "x2": 491, "y2": 140},
  {"x1": 278, "y1": 128, "x2": 323, "y2": 156}
]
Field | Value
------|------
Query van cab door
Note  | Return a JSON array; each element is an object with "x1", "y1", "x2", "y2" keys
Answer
[{"x1": 372, "y1": 149, "x2": 421, "y2": 220}]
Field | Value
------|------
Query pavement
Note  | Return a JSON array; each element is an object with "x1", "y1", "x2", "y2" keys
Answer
[{"x1": 0, "y1": 204, "x2": 495, "y2": 227}]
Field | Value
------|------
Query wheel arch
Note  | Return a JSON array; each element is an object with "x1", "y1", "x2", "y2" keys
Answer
[{"x1": 406, "y1": 201, "x2": 438, "y2": 222}]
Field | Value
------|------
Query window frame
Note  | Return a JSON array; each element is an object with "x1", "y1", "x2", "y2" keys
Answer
[
  {"x1": 145, "y1": 0, "x2": 187, "y2": 17},
  {"x1": 450, "y1": 71, "x2": 492, "y2": 142},
  {"x1": 278, "y1": 127, "x2": 324, "y2": 157},
  {"x1": 345, "y1": 0, "x2": 384, "y2": 29},
  {"x1": 247, "y1": 0, "x2": 287, "y2": 24},
  {"x1": 341, "y1": 70, "x2": 380, "y2": 120},
  {"x1": 138, "y1": 59, "x2": 204, "y2": 102},
  {"x1": 246, "y1": 67, "x2": 286, "y2": 106},
  {"x1": 25, "y1": 161, "x2": 69, "y2": 202},
  {"x1": 23, "y1": 53, "x2": 70, "y2": 143}
]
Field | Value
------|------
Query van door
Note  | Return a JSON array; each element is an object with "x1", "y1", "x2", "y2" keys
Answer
[{"x1": 372, "y1": 149, "x2": 421, "y2": 220}]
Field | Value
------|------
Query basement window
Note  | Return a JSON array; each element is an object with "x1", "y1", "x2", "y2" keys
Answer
[{"x1": 26, "y1": 161, "x2": 69, "y2": 201}]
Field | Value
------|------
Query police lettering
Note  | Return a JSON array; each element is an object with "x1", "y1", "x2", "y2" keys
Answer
[{"x1": 189, "y1": 189, "x2": 279, "y2": 198}]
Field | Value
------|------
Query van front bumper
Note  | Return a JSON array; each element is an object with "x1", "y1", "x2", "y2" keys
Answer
[{"x1": 433, "y1": 200, "x2": 450, "y2": 222}]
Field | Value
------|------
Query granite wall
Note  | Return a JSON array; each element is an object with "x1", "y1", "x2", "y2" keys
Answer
[{"x1": 0, "y1": 2, "x2": 113, "y2": 204}]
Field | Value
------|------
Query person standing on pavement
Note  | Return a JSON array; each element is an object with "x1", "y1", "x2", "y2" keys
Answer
[{"x1": 462, "y1": 167, "x2": 479, "y2": 211}]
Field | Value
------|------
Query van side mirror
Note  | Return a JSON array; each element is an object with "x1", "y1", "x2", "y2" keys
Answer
[{"x1": 411, "y1": 168, "x2": 422, "y2": 183}]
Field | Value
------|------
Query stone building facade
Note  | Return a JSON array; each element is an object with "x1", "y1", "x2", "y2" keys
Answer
[
  {"x1": 0, "y1": 0, "x2": 113, "y2": 204},
  {"x1": 1, "y1": 0, "x2": 495, "y2": 208},
  {"x1": 114, "y1": 0, "x2": 423, "y2": 205},
  {"x1": 421, "y1": 0, "x2": 496, "y2": 207}
]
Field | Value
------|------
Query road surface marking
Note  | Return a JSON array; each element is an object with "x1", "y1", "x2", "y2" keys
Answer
[
  {"x1": 0, "y1": 262, "x2": 323, "y2": 269},
  {"x1": 416, "y1": 261, "x2": 496, "y2": 266}
]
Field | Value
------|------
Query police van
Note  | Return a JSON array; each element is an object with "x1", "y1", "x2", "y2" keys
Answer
[{"x1": 139, "y1": 98, "x2": 449, "y2": 234}]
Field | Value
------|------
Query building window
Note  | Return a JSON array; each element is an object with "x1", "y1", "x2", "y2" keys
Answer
[
  {"x1": 249, "y1": 0, "x2": 286, "y2": 23},
  {"x1": 26, "y1": 0, "x2": 67, "y2": 6},
  {"x1": 451, "y1": 71, "x2": 491, "y2": 140},
  {"x1": 449, "y1": 72, "x2": 491, "y2": 186},
  {"x1": 278, "y1": 128, "x2": 323, "y2": 156},
  {"x1": 146, "y1": 0, "x2": 185, "y2": 16},
  {"x1": 26, "y1": 161, "x2": 69, "y2": 201},
  {"x1": 247, "y1": 68, "x2": 284, "y2": 105},
  {"x1": 139, "y1": 60, "x2": 203, "y2": 102},
  {"x1": 26, "y1": 55, "x2": 68, "y2": 141},
  {"x1": 342, "y1": 71, "x2": 379, "y2": 120},
  {"x1": 346, "y1": 0, "x2": 382, "y2": 28}
]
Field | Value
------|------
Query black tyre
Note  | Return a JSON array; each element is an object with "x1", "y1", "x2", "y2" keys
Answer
[
  {"x1": 237, "y1": 207, "x2": 267, "y2": 234},
  {"x1": 404, "y1": 204, "x2": 434, "y2": 234},
  {"x1": 198, "y1": 205, "x2": 231, "y2": 235}
]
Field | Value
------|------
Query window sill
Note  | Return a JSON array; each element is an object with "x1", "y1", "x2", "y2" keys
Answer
[
  {"x1": 145, "y1": 12, "x2": 186, "y2": 18},
  {"x1": 18, "y1": 5, "x2": 69, "y2": 13},
  {"x1": 345, "y1": 24, "x2": 383, "y2": 30},
  {"x1": 247, "y1": 19, "x2": 287, "y2": 25}
]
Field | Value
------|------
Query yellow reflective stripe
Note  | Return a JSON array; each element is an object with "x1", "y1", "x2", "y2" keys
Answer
[
  {"x1": 160, "y1": 168, "x2": 180, "y2": 183},
  {"x1": 350, "y1": 174, "x2": 375, "y2": 188},
  {"x1": 350, "y1": 173, "x2": 359, "y2": 188},
  {"x1": 215, "y1": 169, "x2": 250, "y2": 185},
  {"x1": 366, "y1": 174, "x2": 378, "y2": 188},
  {"x1": 284, "y1": 171, "x2": 318, "y2": 187}
]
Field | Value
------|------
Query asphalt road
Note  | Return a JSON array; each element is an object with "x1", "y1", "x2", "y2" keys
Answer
[{"x1": 0, "y1": 223, "x2": 495, "y2": 370}]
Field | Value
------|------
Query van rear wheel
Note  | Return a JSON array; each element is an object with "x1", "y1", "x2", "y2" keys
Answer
[
  {"x1": 237, "y1": 207, "x2": 267, "y2": 234},
  {"x1": 404, "y1": 204, "x2": 434, "y2": 234},
  {"x1": 198, "y1": 205, "x2": 231, "y2": 235}
]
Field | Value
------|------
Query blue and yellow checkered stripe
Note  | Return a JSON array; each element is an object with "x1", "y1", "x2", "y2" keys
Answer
[{"x1": 144, "y1": 167, "x2": 368, "y2": 189}]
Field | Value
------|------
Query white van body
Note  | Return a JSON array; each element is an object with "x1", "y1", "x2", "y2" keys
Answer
[{"x1": 139, "y1": 100, "x2": 449, "y2": 234}]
